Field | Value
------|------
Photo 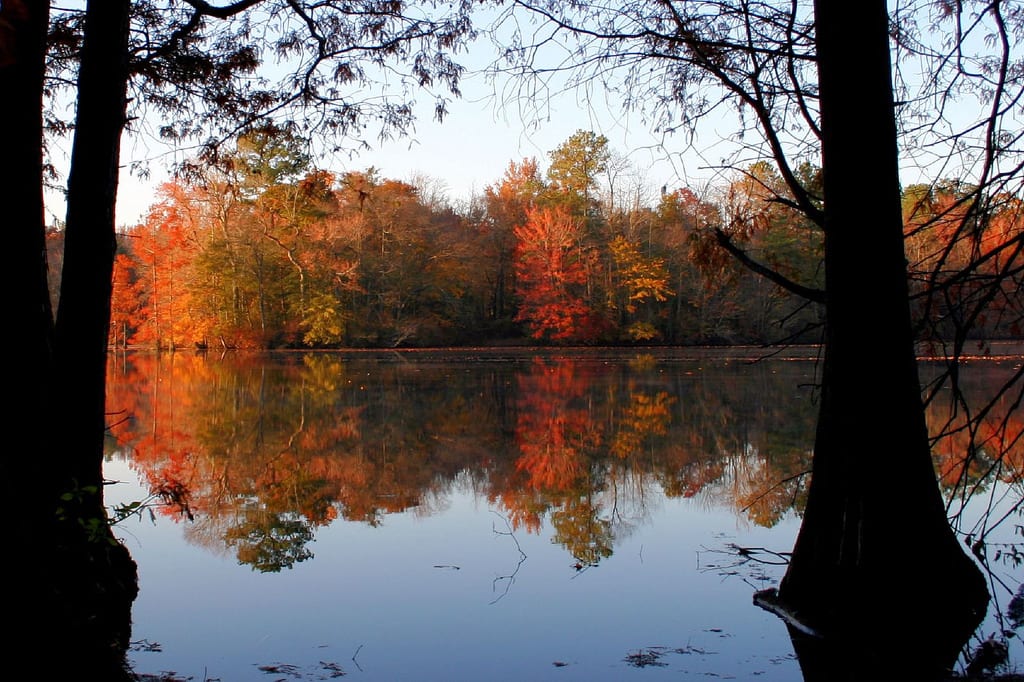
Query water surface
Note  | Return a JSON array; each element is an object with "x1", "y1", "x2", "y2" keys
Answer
[{"x1": 103, "y1": 348, "x2": 1024, "y2": 680}]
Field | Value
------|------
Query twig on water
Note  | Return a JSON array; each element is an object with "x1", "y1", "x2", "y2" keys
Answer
[
  {"x1": 351, "y1": 644, "x2": 364, "y2": 673},
  {"x1": 697, "y1": 542, "x2": 791, "y2": 587},
  {"x1": 490, "y1": 510, "x2": 528, "y2": 604}
]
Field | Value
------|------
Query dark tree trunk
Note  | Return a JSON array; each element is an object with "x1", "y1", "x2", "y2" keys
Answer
[
  {"x1": 4, "y1": 0, "x2": 53, "y2": 454},
  {"x1": 3, "y1": 0, "x2": 58, "y2": 667},
  {"x1": 56, "y1": 0, "x2": 130, "y2": 474},
  {"x1": 770, "y1": 3, "x2": 989, "y2": 678},
  {"x1": 44, "y1": 0, "x2": 138, "y2": 676},
  {"x1": 6, "y1": 1, "x2": 137, "y2": 675}
]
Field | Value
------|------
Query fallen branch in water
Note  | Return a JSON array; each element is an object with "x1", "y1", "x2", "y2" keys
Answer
[{"x1": 753, "y1": 588, "x2": 821, "y2": 638}]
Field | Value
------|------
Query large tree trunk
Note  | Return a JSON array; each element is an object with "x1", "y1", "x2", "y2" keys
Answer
[
  {"x1": 46, "y1": 0, "x2": 138, "y2": 676},
  {"x1": 5, "y1": 1, "x2": 137, "y2": 676},
  {"x1": 4, "y1": 0, "x2": 52, "y2": 457},
  {"x1": 4, "y1": 1, "x2": 52, "y2": 417},
  {"x1": 768, "y1": 3, "x2": 989, "y2": 678},
  {"x1": 3, "y1": 0, "x2": 58, "y2": 668},
  {"x1": 3, "y1": 0, "x2": 53, "y2": 343}
]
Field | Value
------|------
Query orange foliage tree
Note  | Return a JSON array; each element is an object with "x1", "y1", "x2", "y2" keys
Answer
[
  {"x1": 479, "y1": 158, "x2": 547, "y2": 328},
  {"x1": 513, "y1": 205, "x2": 609, "y2": 342},
  {"x1": 121, "y1": 182, "x2": 208, "y2": 348},
  {"x1": 904, "y1": 181, "x2": 1024, "y2": 345},
  {"x1": 108, "y1": 253, "x2": 144, "y2": 348}
]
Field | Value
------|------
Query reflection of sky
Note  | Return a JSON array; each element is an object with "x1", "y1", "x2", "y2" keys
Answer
[{"x1": 106, "y1": 457, "x2": 805, "y2": 680}]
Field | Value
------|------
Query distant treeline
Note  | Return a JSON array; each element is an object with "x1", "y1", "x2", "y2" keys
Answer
[{"x1": 45, "y1": 127, "x2": 1022, "y2": 349}]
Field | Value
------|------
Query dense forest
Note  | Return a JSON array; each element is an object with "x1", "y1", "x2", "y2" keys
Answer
[{"x1": 47, "y1": 127, "x2": 1021, "y2": 350}]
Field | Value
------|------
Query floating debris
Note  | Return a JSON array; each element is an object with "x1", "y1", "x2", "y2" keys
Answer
[
  {"x1": 320, "y1": 660, "x2": 347, "y2": 678},
  {"x1": 130, "y1": 639, "x2": 163, "y2": 653},
  {"x1": 624, "y1": 648, "x2": 669, "y2": 668}
]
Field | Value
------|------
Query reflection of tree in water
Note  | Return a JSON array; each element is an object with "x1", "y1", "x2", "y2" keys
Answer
[
  {"x1": 550, "y1": 494, "x2": 614, "y2": 567},
  {"x1": 106, "y1": 352, "x2": 1023, "y2": 575},
  {"x1": 224, "y1": 508, "x2": 315, "y2": 572}
]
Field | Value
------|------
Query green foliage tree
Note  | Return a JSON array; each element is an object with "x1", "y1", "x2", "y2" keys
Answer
[{"x1": 546, "y1": 129, "x2": 611, "y2": 217}]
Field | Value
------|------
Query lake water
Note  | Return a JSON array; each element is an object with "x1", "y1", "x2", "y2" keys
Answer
[{"x1": 102, "y1": 347, "x2": 1024, "y2": 680}]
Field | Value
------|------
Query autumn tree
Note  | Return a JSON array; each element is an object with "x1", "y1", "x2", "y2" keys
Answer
[
  {"x1": 607, "y1": 235, "x2": 673, "y2": 341},
  {"x1": 513, "y1": 205, "x2": 609, "y2": 343},
  {"x1": 710, "y1": 162, "x2": 825, "y2": 342},
  {"x1": 903, "y1": 180, "x2": 1024, "y2": 345},
  {"x1": 219, "y1": 126, "x2": 330, "y2": 346},
  {"x1": 480, "y1": 158, "x2": 548, "y2": 329},
  {"x1": 109, "y1": 252, "x2": 146, "y2": 348},
  {"x1": 126, "y1": 184, "x2": 207, "y2": 348},
  {"x1": 338, "y1": 175, "x2": 475, "y2": 345},
  {"x1": 651, "y1": 187, "x2": 731, "y2": 342}
]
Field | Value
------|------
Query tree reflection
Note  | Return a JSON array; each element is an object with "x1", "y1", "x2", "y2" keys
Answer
[
  {"x1": 551, "y1": 494, "x2": 615, "y2": 567},
  {"x1": 224, "y1": 508, "x2": 315, "y2": 572},
  {"x1": 106, "y1": 351, "x2": 1020, "y2": 578}
]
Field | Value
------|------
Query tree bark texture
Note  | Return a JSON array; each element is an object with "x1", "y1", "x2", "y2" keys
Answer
[{"x1": 3, "y1": 0, "x2": 57, "y2": 666}]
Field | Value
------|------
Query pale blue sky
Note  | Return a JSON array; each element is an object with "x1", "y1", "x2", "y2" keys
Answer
[{"x1": 108, "y1": 71, "x2": 711, "y2": 226}]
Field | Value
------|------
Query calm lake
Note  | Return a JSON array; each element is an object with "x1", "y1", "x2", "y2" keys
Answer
[{"x1": 103, "y1": 347, "x2": 1024, "y2": 681}]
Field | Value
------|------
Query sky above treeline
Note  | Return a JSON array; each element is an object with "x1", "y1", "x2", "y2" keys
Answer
[
  {"x1": 39, "y1": 5, "x2": 983, "y2": 231},
  {"x1": 46, "y1": 64, "x2": 728, "y2": 228},
  {"x1": 110, "y1": 89, "x2": 702, "y2": 226}
]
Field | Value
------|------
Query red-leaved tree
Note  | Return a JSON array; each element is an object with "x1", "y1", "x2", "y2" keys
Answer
[{"x1": 513, "y1": 205, "x2": 607, "y2": 342}]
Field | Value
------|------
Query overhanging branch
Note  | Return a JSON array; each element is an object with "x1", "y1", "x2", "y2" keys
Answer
[{"x1": 714, "y1": 227, "x2": 825, "y2": 303}]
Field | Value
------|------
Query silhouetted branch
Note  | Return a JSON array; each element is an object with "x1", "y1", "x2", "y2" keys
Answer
[
  {"x1": 740, "y1": 471, "x2": 811, "y2": 513},
  {"x1": 713, "y1": 228, "x2": 826, "y2": 303}
]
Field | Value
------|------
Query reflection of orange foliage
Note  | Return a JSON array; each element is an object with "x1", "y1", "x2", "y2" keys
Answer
[
  {"x1": 659, "y1": 458, "x2": 727, "y2": 499},
  {"x1": 516, "y1": 442, "x2": 583, "y2": 491},
  {"x1": 487, "y1": 487, "x2": 546, "y2": 534},
  {"x1": 512, "y1": 360, "x2": 600, "y2": 493},
  {"x1": 610, "y1": 390, "x2": 676, "y2": 458},
  {"x1": 104, "y1": 352, "x2": 837, "y2": 556},
  {"x1": 107, "y1": 354, "x2": 215, "y2": 519},
  {"x1": 929, "y1": 386, "x2": 1024, "y2": 491},
  {"x1": 736, "y1": 474, "x2": 807, "y2": 528}
]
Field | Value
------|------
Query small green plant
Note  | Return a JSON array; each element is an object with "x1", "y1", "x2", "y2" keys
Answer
[
  {"x1": 56, "y1": 481, "x2": 119, "y2": 546},
  {"x1": 56, "y1": 479, "x2": 194, "y2": 546}
]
